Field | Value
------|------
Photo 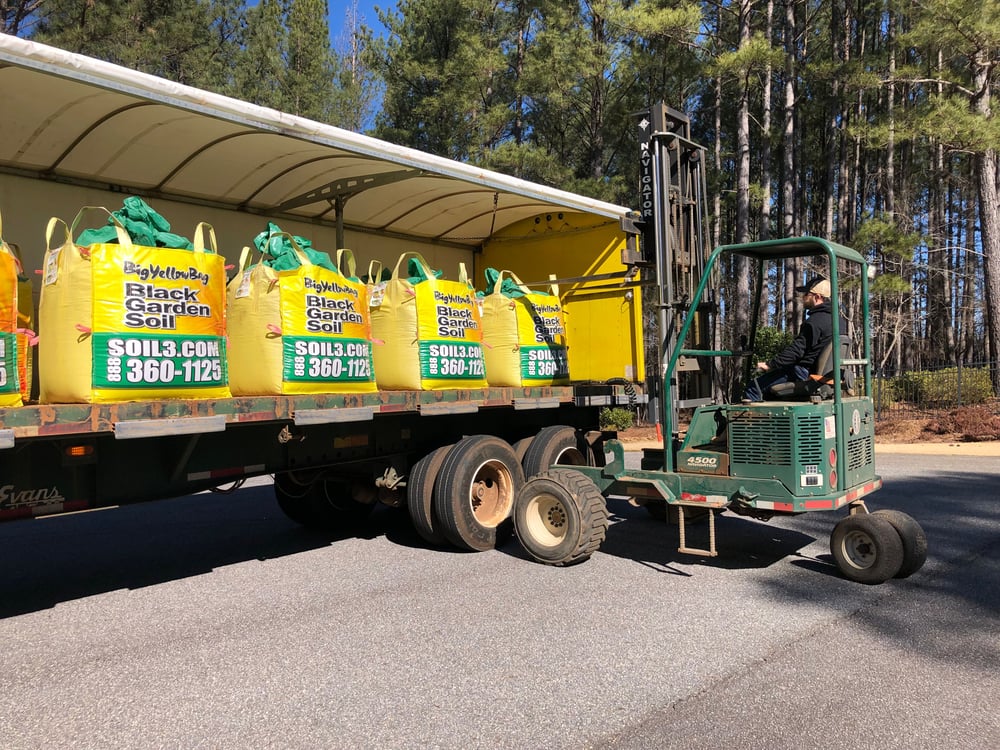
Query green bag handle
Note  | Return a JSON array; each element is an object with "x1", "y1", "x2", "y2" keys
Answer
[
  {"x1": 391, "y1": 251, "x2": 433, "y2": 282},
  {"x1": 192, "y1": 222, "x2": 218, "y2": 254},
  {"x1": 336, "y1": 248, "x2": 357, "y2": 279},
  {"x1": 267, "y1": 231, "x2": 313, "y2": 269}
]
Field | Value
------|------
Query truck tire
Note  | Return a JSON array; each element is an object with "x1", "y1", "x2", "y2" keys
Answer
[
  {"x1": 311, "y1": 479, "x2": 374, "y2": 528},
  {"x1": 273, "y1": 472, "x2": 318, "y2": 525},
  {"x1": 433, "y1": 435, "x2": 524, "y2": 551},
  {"x1": 514, "y1": 468, "x2": 608, "y2": 566},
  {"x1": 872, "y1": 509, "x2": 927, "y2": 578},
  {"x1": 830, "y1": 513, "x2": 904, "y2": 584},
  {"x1": 522, "y1": 426, "x2": 590, "y2": 478},
  {"x1": 407, "y1": 445, "x2": 453, "y2": 546},
  {"x1": 274, "y1": 474, "x2": 372, "y2": 530},
  {"x1": 511, "y1": 436, "x2": 534, "y2": 464}
]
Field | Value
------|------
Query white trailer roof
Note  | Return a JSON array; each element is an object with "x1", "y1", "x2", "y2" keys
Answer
[{"x1": 0, "y1": 34, "x2": 630, "y2": 248}]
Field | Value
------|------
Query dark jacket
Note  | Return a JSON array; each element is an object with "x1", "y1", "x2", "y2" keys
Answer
[{"x1": 768, "y1": 301, "x2": 839, "y2": 373}]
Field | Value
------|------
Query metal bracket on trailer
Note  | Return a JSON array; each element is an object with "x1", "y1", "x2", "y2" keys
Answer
[
  {"x1": 513, "y1": 397, "x2": 561, "y2": 410},
  {"x1": 113, "y1": 415, "x2": 227, "y2": 439},
  {"x1": 0, "y1": 428, "x2": 14, "y2": 450},
  {"x1": 420, "y1": 402, "x2": 481, "y2": 416},
  {"x1": 294, "y1": 406, "x2": 377, "y2": 425}
]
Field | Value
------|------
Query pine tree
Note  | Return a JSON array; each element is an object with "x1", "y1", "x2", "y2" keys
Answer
[{"x1": 285, "y1": 0, "x2": 337, "y2": 120}]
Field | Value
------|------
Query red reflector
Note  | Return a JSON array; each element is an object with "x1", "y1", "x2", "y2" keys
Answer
[
  {"x1": 829, "y1": 470, "x2": 838, "y2": 488},
  {"x1": 829, "y1": 448, "x2": 837, "y2": 466}
]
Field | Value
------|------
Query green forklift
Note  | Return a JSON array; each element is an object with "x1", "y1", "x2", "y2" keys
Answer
[{"x1": 512, "y1": 106, "x2": 926, "y2": 584}]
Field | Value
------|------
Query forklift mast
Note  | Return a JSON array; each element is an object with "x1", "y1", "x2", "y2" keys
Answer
[{"x1": 636, "y1": 103, "x2": 715, "y2": 437}]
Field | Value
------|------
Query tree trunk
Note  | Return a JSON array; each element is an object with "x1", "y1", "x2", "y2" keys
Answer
[{"x1": 972, "y1": 49, "x2": 1000, "y2": 393}]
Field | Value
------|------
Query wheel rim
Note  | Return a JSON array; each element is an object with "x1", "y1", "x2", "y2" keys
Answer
[
  {"x1": 466, "y1": 459, "x2": 515, "y2": 528},
  {"x1": 275, "y1": 473, "x2": 311, "y2": 499},
  {"x1": 523, "y1": 492, "x2": 569, "y2": 548},
  {"x1": 554, "y1": 446, "x2": 586, "y2": 465},
  {"x1": 840, "y1": 529, "x2": 877, "y2": 570}
]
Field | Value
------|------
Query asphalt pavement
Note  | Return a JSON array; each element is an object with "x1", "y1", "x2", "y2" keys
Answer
[{"x1": 0, "y1": 450, "x2": 997, "y2": 749}]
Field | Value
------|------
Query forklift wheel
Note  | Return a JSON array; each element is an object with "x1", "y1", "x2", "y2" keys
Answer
[
  {"x1": 514, "y1": 469, "x2": 608, "y2": 566},
  {"x1": 830, "y1": 514, "x2": 904, "y2": 584},
  {"x1": 872, "y1": 509, "x2": 928, "y2": 578},
  {"x1": 406, "y1": 445, "x2": 454, "y2": 546}
]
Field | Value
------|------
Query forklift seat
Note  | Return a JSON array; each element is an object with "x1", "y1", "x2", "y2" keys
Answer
[{"x1": 767, "y1": 336, "x2": 855, "y2": 399}]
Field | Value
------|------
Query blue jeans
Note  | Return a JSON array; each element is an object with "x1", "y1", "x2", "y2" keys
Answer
[{"x1": 744, "y1": 364, "x2": 810, "y2": 401}]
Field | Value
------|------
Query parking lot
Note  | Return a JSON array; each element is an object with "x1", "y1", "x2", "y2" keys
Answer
[{"x1": 1, "y1": 451, "x2": 998, "y2": 749}]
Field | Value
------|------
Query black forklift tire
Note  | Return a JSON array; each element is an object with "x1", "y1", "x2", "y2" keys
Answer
[
  {"x1": 407, "y1": 445, "x2": 454, "y2": 546},
  {"x1": 872, "y1": 509, "x2": 928, "y2": 578},
  {"x1": 522, "y1": 426, "x2": 590, "y2": 478},
  {"x1": 514, "y1": 468, "x2": 608, "y2": 566},
  {"x1": 830, "y1": 513, "x2": 904, "y2": 584},
  {"x1": 433, "y1": 435, "x2": 525, "y2": 551}
]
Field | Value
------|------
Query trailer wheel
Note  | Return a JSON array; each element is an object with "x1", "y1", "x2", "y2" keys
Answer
[
  {"x1": 407, "y1": 445, "x2": 453, "y2": 546},
  {"x1": 872, "y1": 509, "x2": 927, "y2": 578},
  {"x1": 830, "y1": 514, "x2": 904, "y2": 584},
  {"x1": 522, "y1": 426, "x2": 590, "y2": 477},
  {"x1": 273, "y1": 474, "x2": 372, "y2": 529},
  {"x1": 273, "y1": 473, "x2": 317, "y2": 525},
  {"x1": 514, "y1": 469, "x2": 608, "y2": 566},
  {"x1": 433, "y1": 435, "x2": 524, "y2": 551},
  {"x1": 311, "y1": 479, "x2": 375, "y2": 528},
  {"x1": 511, "y1": 437, "x2": 534, "y2": 464}
]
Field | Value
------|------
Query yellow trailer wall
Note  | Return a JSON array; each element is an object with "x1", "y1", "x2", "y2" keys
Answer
[{"x1": 477, "y1": 212, "x2": 643, "y2": 383}]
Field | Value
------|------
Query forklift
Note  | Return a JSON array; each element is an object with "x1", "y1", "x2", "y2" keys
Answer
[{"x1": 512, "y1": 105, "x2": 926, "y2": 584}]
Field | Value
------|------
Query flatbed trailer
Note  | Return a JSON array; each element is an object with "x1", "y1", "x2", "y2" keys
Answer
[
  {"x1": 0, "y1": 384, "x2": 633, "y2": 523},
  {"x1": 0, "y1": 35, "x2": 646, "y2": 552}
]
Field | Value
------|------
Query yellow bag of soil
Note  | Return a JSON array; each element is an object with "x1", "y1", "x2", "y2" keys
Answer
[
  {"x1": 227, "y1": 240, "x2": 376, "y2": 395},
  {"x1": 0, "y1": 213, "x2": 23, "y2": 406},
  {"x1": 370, "y1": 252, "x2": 486, "y2": 390},
  {"x1": 39, "y1": 207, "x2": 229, "y2": 403},
  {"x1": 480, "y1": 270, "x2": 570, "y2": 386}
]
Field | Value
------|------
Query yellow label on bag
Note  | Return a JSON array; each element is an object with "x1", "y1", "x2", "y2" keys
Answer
[{"x1": 89, "y1": 244, "x2": 227, "y2": 393}]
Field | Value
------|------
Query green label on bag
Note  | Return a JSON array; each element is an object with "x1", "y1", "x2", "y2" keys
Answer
[
  {"x1": 0, "y1": 334, "x2": 19, "y2": 394},
  {"x1": 419, "y1": 341, "x2": 485, "y2": 379},
  {"x1": 282, "y1": 337, "x2": 374, "y2": 382},
  {"x1": 520, "y1": 345, "x2": 569, "y2": 380},
  {"x1": 92, "y1": 333, "x2": 227, "y2": 388}
]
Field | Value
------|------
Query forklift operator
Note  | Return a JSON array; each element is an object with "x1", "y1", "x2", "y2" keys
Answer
[{"x1": 744, "y1": 276, "x2": 836, "y2": 401}]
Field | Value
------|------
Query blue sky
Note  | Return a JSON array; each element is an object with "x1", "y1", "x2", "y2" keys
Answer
[{"x1": 328, "y1": 1, "x2": 385, "y2": 46}]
